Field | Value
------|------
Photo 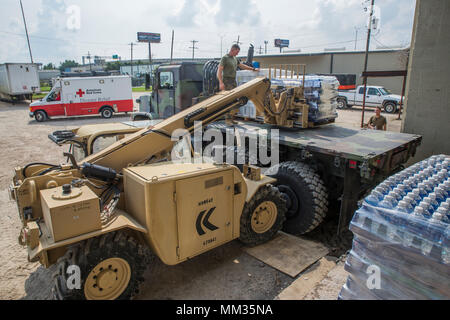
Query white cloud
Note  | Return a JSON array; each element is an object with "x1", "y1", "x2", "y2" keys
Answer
[{"x1": 0, "y1": 0, "x2": 416, "y2": 65}]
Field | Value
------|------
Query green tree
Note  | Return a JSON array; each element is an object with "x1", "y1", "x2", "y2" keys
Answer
[
  {"x1": 105, "y1": 61, "x2": 122, "y2": 71},
  {"x1": 58, "y1": 60, "x2": 80, "y2": 72},
  {"x1": 43, "y1": 63, "x2": 56, "y2": 70}
]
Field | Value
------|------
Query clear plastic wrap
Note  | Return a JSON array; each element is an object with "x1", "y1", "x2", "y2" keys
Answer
[
  {"x1": 235, "y1": 70, "x2": 339, "y2": 124},
  {"x1": 339, "y1": 154, "x2": 450, "y2": 300}
]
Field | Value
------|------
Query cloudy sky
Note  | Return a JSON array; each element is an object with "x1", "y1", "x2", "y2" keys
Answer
[{"x1": 0, "y1": 0, "x2": 416, "y2": 65}]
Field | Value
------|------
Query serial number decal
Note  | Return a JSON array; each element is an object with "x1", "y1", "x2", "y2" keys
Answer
[
  {"x1": 198, "y1": 198, "x2": 213, "y2": 207},
  {"x1": 203, "y1": 237, "x2": 216, "y2": 246}
]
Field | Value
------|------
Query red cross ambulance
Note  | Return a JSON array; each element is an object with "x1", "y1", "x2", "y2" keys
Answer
[{"x1": 29, "y1": 75, "x2": 133, "y2": 122}]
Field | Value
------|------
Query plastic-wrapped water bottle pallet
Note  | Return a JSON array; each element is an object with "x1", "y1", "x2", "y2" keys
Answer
[
  {"x1": 344, "y1": 237, "x2": 450, "y2": 299},
  {"x1": 350, "y1": 204, "x2": 448, "y2": 265},
  {"x1": 350, "y1": 235, "x2": 450, "y2": 292},
  {"x1": 339, "y1": 274, "x2": 397, "y2": 300}
]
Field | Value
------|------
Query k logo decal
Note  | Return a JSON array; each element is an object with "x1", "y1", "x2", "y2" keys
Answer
[{"x1": 196, "y1": 207, "x2": 219, "y2": 236}]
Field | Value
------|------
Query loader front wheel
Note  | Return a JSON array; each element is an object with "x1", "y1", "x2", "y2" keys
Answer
[
  {"x1": 239, "y1": 185, "x2": 286, "y2": 246},
  {"x1": 265, "y1": 162, "x2": 328, "y2": 235},
  {"x1": 52, "y1": 231, "x2": 151, "y2": 300}
]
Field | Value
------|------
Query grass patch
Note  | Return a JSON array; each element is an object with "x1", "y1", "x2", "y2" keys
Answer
[
  {"x1": 40, "y1": 86, "x2": 52, "y2": 92},
  {"x1": 32, "y1": 93, "x2": 47, "y2": 100},
  {"x1": 132, "y1": 86, "x2": 152, "y2": 92}
]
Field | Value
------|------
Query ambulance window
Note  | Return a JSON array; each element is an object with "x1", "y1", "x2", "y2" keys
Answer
[{"x1": 159, "y1": 72, "x2": 174, "y2": 89}]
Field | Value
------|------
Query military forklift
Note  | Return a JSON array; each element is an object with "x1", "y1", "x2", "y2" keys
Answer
[{"x1": 10, "y1": 76, "x2": 322, "y2": 300}]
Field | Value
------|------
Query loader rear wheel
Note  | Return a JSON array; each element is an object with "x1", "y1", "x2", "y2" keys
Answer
[
  {"x1": 52, "y1": 231, "x2": 151, "y2": 300},
  {"x1": 239, "y1": 185, "x2": 286, "y2": 246},
  {"x1": 265, "y1": 162, "x2": 328, "y2": 235}
]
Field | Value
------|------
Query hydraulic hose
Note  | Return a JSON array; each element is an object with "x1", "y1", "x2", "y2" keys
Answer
[{"x1": 22, "y1": 162, "x2": 59, "y2": 178}]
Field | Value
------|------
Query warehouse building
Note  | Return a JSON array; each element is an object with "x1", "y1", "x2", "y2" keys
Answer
[{"x1": 253, "y1": 49, "x2": 409, "y2": 94}]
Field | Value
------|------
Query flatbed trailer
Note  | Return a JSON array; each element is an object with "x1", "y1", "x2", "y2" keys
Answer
[{"x1": 206, "y1": 120, "x2": 422, "y2": 234}]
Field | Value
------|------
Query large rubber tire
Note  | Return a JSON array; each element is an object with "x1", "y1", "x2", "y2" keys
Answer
[
  {"x1": 265, "y1": 162, "x2": 328, "y2": 235},
  {"x1": 337, "y1": 98, "x2": 347, "y2": 109},
  {"x1": 384, "y1": 102, "x2": 397, "y2": 114},
  {"x1": 239, "y1": 185, "x2": 287, "y2": 246},
  {"x1": 52, "y1": 231, "x2": 151, "y2": 300},
  {"x1": 100, "y1": 107, "x2": 114, "y2": 119},
  {"x1": 35, "y1": 110, "x2": 47, "y2": 122}
]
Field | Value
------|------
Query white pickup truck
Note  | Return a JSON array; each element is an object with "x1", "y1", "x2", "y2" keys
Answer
[{"x1": 337, "y1": 85, "x2": 403, "y2": 113}]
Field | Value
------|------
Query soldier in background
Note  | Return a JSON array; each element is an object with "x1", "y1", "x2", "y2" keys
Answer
[
  {"x1": 217, "y1": 44, "x2": 259, "y2": 91},
  {"x1": 367, "y1": 107, "x2": 387, "y2": 131}
]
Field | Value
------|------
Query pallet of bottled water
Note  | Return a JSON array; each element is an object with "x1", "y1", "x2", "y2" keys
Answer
[{"x1": 339, "y1": 155, "x2": 450, "y2": 300}]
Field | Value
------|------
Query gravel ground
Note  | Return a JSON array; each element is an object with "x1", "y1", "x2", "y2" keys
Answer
[{"x1": 0, "y1": 96, "x2": 363, "y2": 300}]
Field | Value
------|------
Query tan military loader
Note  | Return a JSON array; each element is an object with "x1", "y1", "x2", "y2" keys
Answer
[{"x1": 10, "y1": 76, "x2": 317, "y2": 300}]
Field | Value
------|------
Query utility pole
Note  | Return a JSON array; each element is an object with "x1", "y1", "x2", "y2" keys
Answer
[
  {"x1": 129, "y1": 43, "x2": 134, "y2": 78},
  {"x1": 259, "y1": 46, "x2": 263, "y2": 55},
  {"x1": 264, "y1": 40, "x2": 268, "y2": 54},
  {"x1": 87, "y1": 51, "x2": 92, "y2": 72},
  {"x1": 190, "y1": 40, "x2": 199, "y2": 61},
  {"x1": 234, "y1": 36, "x2": 242, "y2": 46},
  {"x1": 361, "y1": 0, "x2": 375, "y2": 128},
  {"x1": 148, "y1": 41, "x2": 152, "y2": 75},
  {"x1": 219, "y1": 34, "x2": 225, "y2": 57},
  {"x1": 170, "y1": 30, "x2": 174, "y2": 63},
  {"x1": 19, "y1": 0, "x2": 33, "y2": 63},
  {"x1": 354, "y1": 27, "x2": 359, "y2": 50}
]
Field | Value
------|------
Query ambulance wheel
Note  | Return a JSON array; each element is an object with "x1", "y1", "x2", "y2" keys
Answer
[
  {"x1": 239, "y1": 185, "x2": 287, "y2": 246},
  {"x1": 52, "y1": 231, "x2": 151, "y2": 300},
  {"x1": 35, "y1": 111, "x2": 47, "y2": 122},
  {"x1": 100, "y1": 107, "x2": 114, "y2": 119}
]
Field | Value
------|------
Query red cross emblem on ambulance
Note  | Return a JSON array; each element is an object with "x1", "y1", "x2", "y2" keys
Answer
[{"x1": 76, "y1": 89, "x2": 85, "y2": 97}]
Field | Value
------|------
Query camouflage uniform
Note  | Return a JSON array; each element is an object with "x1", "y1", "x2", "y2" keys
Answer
[
  {"x1": 223, "y1": 77, "x2": 238, "y2": 90},
  {"x1": 220, "y1": 54, "x2": 239, "y2": 90}
]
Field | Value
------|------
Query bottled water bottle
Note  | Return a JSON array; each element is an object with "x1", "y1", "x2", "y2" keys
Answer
[
  {"x1": 397, "y1": 184, "x2": 410, "y2": 196},
  {"x1": 418, "y1": 201, "x2": 433, "y2": 218},
  {"x1": 405, "y1": 177, "x2": 419, "y2": 189},
  {"x1": 436, "y1": 207, "x2": 450, "y2": 224},
  {"x1": 365, "y1": 190, "x2": 384, "y2": 206},
  {"x1": 437, "y1": 202, "x2": 449, "y2": 221},
  {"x1": 442, "y1": 226, "x2": 450, "y2": 264},
  {"x1": 379, "y1": 195, "x2": 397, "y2": 210},
  {"x1": 409, "y1": 189, "x2": 422, "y2": 206},
  {"x1": 415, "y1": 185, "x2": 428, "y2": 199},
  {"x1": 428, "y1": 193, "x2": 440, "y2": 210},
  {"x1": 393, "y1": 187, "x2": 407, "y2": 199},
  {"x1": 397, "y1": 199, "x2": 414, "y2": 214},
  {"x1": 433, "y1": 187, "x2": 446, "y2": 205},
  {"x1": 419, "y1": 182, "x2": 433, "y2": 195},
  {"x1": 388, "y1": 190, "x2": 403, "y2": 202},
  {"x1": 375, "y1": 185, "x2": 390, "y2": 196},
  {"x1": 422, "y1": 197, "x2": 436, "y2": 215},
  {"x1": 404, "y1": 194, "x2": 418, "y2": 207},
  {"x1": 403, "y1": 207, "x2": 425, "y2": 248}
]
